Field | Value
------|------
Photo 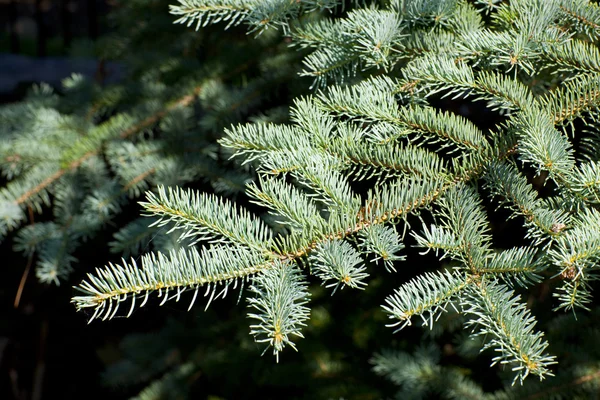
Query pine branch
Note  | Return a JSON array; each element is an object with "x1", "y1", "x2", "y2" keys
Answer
[
  {"x1": 300, "y1": 47, "x2": 362, "y2": 88},
  {"x1": 483, "y1": 161, "x2": 570, "y2": 243},
  {"x1": 516, "y1": 107, "x2": 576, "y2": 178},
  {"x1": 476, "y1": 247, "x2": 546, "y2": 288},
  {"x1": 247, "y1": 261, "x2": 310, "y2": 361},
  {"x1": 170, "y1": 0, "x2": 255, "y2": 30},
  {"x1": 559, "y1": 2, "x2": 600, "y2": 40},
  {"x1": 0, "y1": 87, "x2": 202, "y2": 242},
  {"x1": 72, "y1": 245, "x2": 272, "y2": 321},
  {"x1": 542, "y1": 39, "x2": 600, "y2": 74},
  {"x1": 141, "y1": 185, "x2": 274, "y2": 251},
  {"x1": 462, "y1": 280, "x2": 556, "y2": 384},
  {"x1": 246, "y1": 176, "x2": 327, "y2": 233},
  {"x1": 549, "y1": 208, "x2": 600, "y2": 311},
  {"x1": 412, "y1": 224, "x2": 464, "y2": 259},
  {"x1": 540, "y1": 73, "x2": 600, "y2": 124},
  {"x1": 382, "y1": 269, "x2": 470, "y2": 330},
  {"x1": 309, "y1": 239, "x2": 369, "y2": 294},
  {"x1": 568, "y1": 161, "x2": 600, "y2": 205},
  {"x1": 327, "y1": 138, "x2": 449, "y2": 181},
  {"x1": 57, "y1": 1, "x2": 600, "y2": 389},
  {"x1": 358, "y1": 224, "x2": 405, "y2": 272},
  {"x1": 435, "y1": 185, "x2": 493, "y2": 254},
  {"x1": 402, "y1": 54, "x2": 537, "y2": 111}
]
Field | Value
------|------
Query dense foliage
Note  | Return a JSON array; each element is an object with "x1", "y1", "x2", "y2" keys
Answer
[{"x1": 2, "y1": 0, "x2": 600, "y2": 399}]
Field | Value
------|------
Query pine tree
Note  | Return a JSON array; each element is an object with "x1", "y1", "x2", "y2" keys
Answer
[{"x1": 4, "y1": 0, "x2": 600, "y2": 398}]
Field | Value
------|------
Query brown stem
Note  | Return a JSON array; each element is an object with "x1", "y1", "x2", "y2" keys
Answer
[
  {"x1": 14, "y1": 205, "x2": 36, "y2": 308},
  {"x1": 14, "y1": 253, "x2": 34, "y2": 309}
]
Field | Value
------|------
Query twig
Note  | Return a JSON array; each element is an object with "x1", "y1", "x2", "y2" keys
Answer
[
  {"x1": 14, "y1": 253, "x2": 34, "y2": 309},
  {"x1": 14, "y1": 205, "x2": 36, "y2": 308}
]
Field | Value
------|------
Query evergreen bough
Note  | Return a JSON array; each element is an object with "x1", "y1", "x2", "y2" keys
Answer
[
  {"x1": 3, "y1": 0, "x2": 600, "y2": 397},
  {"x1": 76, "y1": 0, "x2": 600, "y2": 388}
]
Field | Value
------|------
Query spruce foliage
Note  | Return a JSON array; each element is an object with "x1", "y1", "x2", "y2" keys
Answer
[
  {"x1": 4, "y1": 0, "x2": 600, "y2": 398},
  {"x1": 73, "y1": 0, "x2": 600, "y2": 389}
]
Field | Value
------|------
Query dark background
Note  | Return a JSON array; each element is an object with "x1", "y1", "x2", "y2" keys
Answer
[
  {"x1": 1, "y1": 2, "x2": 119, "y2": 399},
  {"x1": 1, "y1": 0, "x2": 109, "y2": 56}
]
